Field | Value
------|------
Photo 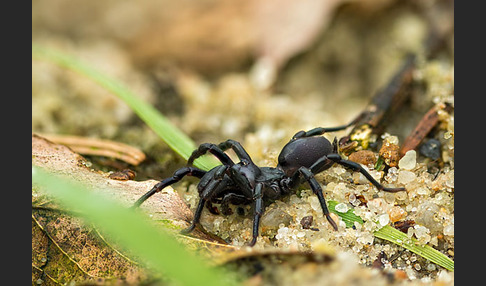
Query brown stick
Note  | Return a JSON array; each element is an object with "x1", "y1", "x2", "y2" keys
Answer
[{"x1": 399, "y1": 103, "x2": 452, "y2": 157}]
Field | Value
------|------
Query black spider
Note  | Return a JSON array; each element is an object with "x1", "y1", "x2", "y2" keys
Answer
[{"x1": 133, "y1": 124, "x2": 405, "y2": 246}]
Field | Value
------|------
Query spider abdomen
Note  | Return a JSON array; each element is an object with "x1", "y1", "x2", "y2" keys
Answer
[{"x1": 277, "y1": 137, "x2": 334, "y2": 176}]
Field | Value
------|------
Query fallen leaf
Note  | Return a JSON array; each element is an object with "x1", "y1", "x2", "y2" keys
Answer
[{"x1": 32, "y1": 133, "x2": 235, "y2": 284}]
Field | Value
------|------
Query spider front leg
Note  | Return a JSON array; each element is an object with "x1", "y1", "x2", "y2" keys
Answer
[
  {"x1": 297, "y1": 167, "x2": 338, "y2": 231},
  {"x1": 327, "y1": 153, "x2": 406, "y2": 192},
  {"x1": 187, "y1": 143, "x2": 235, "y2": 166},
  {"x1": 132, "y1": 167, "x2": 206, "y2": 208},
  {"x1": 217, "y1": 139, "x2": 254, "y2": 163}
]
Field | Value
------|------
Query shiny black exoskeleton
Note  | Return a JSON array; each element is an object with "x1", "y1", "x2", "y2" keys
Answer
[{"x1": 133, "y1": 125, "x2": 405, "y2": 246}]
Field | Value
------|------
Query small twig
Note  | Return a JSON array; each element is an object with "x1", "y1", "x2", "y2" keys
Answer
[
  {"x1": 399, "y1": 103, "x2": 453, "y2": 157},
  {"x1": 39, "y1": 133, "x2": 146, "y2": 166}
]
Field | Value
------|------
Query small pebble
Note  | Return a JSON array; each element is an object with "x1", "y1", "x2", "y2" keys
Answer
[
  {"x1": 379, "y1": 140, "x2": 400, "y2": 167},
  {"x1": 358, "y1": 232, "x2": 374, "y2": 244},
  {"x1": 426, "y1": 263, "x2": 436, "y2": 271},
  {"x1": 348, "y1": 150, "x2": 377, "y2": 167},
  {"x1": 378, "y1": 213, "x2": 390, "y2": 226},
  {"x1": 438, "y1": 270, "x2": 453, "y2": 283},
  {"x1": 300, "y1": 215, "x2": 314, "y2": 229},
  {"x1": 398, "y1": 150, "x2": 416, "y2": 170},
  {"x1": 335, "y1": 203, "x2": 349, "y2": 213},
  {"x1": 419, "y1": 138, "x2": 441, "y2": 160},
  {"x1": 309, "y1": 197, "x2": 320, "y2": 212},
  {"x1": 261, "y1": 208, "x2": 292, "y2": 230},
  {"x1": 398, "y1": 170, "x2": 416, "y2": 184},
  {"x1": 385, "y1": 167, "x2": 398, "y2": 183},
  {"x1": 414, "y1": 225, "x2": 431, "y2": 243},
  {"x1": 388, "y1": 206, "x2": 407, "y2": 222},
  {"x1": 443, "y1": 224, "x2": 454, "y2": 236}
]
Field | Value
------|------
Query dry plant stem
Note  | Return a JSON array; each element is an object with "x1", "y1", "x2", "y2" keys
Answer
[
  {"x1": 399, "y1": 103, "x2": 452, "y2": 157},
  {"x1": 39, "y1": 133, "x2": 146, "y2": 166}
]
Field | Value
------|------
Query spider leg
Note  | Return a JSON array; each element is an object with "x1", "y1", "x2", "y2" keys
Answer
[
  {"x1": 249, "y1": 183, "x2": 264, "y2": 246},
  {"x1": 220, "y1": 192, "x2": 249, "y2": 215},
  {"x1": 132, "y1": 167, "x2": 206, "y2": 208},
  {"x1": 182, "y1": 166, "x2": 231, "y2": 234},
  {"x1": 205, "y1": 200, "x2": 220, "y2": 215},
  {"x1": 297, "y1": 167, "x2": 338, "y2": 231},
  {"x1": 181, "y1": 196, "x2": 207, "y2": 234},
  {"x1": 308, "y1": 156, "x2": 334, "y2": 174},
  {"x1": 188, "y1": 143, "x2": 235, "y2": 166},
  {"x1": 327, "y1": 153, "x2": 406, "y2": 192},
  {"x1": 332, "y1": 137, "x2": 339, "y2": 153},
  {"x1": 292, "y1": 122, "x2": 355, "y2": 139},
  {"x1": 217, "y1": 139, "x2": 253, "y2": 163}
]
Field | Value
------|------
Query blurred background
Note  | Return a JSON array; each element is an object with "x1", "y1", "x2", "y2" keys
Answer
[
  {"x1": 33, "y1": 0, "x2": 453, "y2": 177},
  {"x1": 32, "y1": 0, "x2": 453, "y2": 163}
]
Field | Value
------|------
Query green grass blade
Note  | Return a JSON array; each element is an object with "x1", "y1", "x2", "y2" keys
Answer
[
  {"x1": 374, "y1": 225, "x2": 454, "y2": 271},
  {"x1": 32, "y1": 44, "x2": 219, "y2": 171},
  {"x1": 32, "y1": 165, "x2": 238, "y2": 286},
  {"x1": 328, "y1": 200, "x2": 453, "y2": 271},
  {"x1": 328, "y1": 200, "x2": 363, "y2": 228}
]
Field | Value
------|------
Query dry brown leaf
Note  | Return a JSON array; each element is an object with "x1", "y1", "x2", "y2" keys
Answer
[
  {"x1": 32, "y1": 133, "x2": 235, "y2": 284},
  {"x1": 32, "y1": 211, "x2": 146, "y2": 284}
]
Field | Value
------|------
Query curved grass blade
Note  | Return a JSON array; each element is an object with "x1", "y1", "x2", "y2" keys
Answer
[
  {"x1": 32, "y1": 165, "x2": 238, "y2": 286},
  {"x1": 374, "y1": 225, "x2": 454, "y2": 271},
  {"x1": 32, "y1": 44, "x2": 219, "y2": 171},
  {"x1": 328, "y1": 200, "x2": 453, "y2": 271}
]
